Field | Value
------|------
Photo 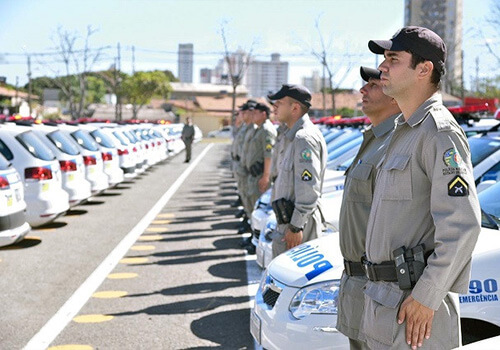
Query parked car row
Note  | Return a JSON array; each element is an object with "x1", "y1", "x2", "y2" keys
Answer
[
  {"x1": 250, "y1": 109, "x2": 500, "y2": 349},
  {"x1": 0, "y1": 117, "x2": 202, "y2": 246}
]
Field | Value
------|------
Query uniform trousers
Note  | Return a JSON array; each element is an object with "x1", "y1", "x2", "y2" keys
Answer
[
  {"x1": 360, "y1": 281, "x2": 460, "y2": 350},
  {"x1": 337, "y1": 274, "x2": 370, "y2": 350}
]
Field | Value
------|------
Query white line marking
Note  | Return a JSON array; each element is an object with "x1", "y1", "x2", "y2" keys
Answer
[{"x1": 24, "y1": 144, "x2": 214, "y2": 350}]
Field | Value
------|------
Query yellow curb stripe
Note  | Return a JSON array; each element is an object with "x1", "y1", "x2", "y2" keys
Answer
[
  {"x1": 107, "y1": 272, "x2": 138, "y2": 279},
  {"x1": 73, "y1": 314, "x2": 114, "y2": 323},
  {"x1": 151, "y1": 220, "x2": 171, "y2": 225},
  {"x1": 120, "y1": 257, "x2": 148, "y2": 264},
  {"x1": 48, "y1": 345, "x2": 93, "y2": 350},
  {"x1": 130, "y1": 245, "x2": 155, "y2": 251},
  {"x1": 92, "y1": 291, "x2": 128, "y2": 299},
  {"x1": 137, "y1": 235, "x2": 163, "y2": 241}
]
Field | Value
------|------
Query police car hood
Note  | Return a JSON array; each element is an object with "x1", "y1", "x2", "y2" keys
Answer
[
  {"x1": 267, "y1": 234, "x2": 344, "y2": 288},
  {"x1": 472, "y1": 226, "x2": 500, "y2": 256}
]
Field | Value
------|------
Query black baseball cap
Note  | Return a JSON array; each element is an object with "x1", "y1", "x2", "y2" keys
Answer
[
  {"x1": 239, "y1": 99, "x2": 258, "y2": 111},
  {"x1": 254, "y1": 103, "x2": 270, "y2": 114},
  {"x1": 368, "y1": 26, "x2": 446, "y2": 75},
  {"x1": 267, "y1": 84, "x2": 312, "y2": 108},
  {"x1": 360, "y1": 66, "x2": 381, "y2": 82}
]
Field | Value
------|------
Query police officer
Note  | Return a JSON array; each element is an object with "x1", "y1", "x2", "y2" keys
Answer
[
  {"x1": 360, "y1": 27, "x2": 480, "y2": 349},
  {"x1": 243, "y1": 102, "x2": 277, "y2": 252},
  {"x1": 268, "y1": 84, "x2": 327, "y2": 258},
  {"x1": 236, "y1": 100, "x2": 257, "y2": 233},
  {"x1": 336, "y1": 66, "x2": 400, "y2": 350},
  {"x1": 181, "y1": 117, "x2": 195, "y2": 163},
  {"x1": 230, "y1": 108, "x2": 245, "y2": 208}
]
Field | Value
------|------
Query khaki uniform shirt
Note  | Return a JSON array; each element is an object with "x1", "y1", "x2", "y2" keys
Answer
[
  {"x1": 272, "y1": 114, "x2": 327, "y2": 229},
  {"x1": 245, "y1": 119, "x2": 277, "y2": 171},
  {"x1": 270, "y1": 123, "x2": 288, "y2": 182},
  {"x1": 231, "y1": 124, "x2": 242, "y2": 160},
  {"x1": 339, "y1": 114, "x2": 398, "y2": 261},
  {"x1": 365, "y1": 94, "x2": 481, "y2": 310},
  {"x1": 238, "y1": 123, "x2": 256, "y2": 175},
  {"x1": 336, "y1": 114, "x2": 397, "y2": 341}
]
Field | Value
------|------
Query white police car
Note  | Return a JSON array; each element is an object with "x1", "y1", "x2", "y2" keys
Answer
[
  {"x1": 0, "y1": 152, "x2": 30, "y2": 246},
  {"x1": 251, "y1": 232, "x2": 349, "y2": 349}
]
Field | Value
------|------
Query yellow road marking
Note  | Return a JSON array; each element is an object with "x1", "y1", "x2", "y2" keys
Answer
[
  {"x1": 156, "y1": 213, "x2": 175, "y2": 219},
  {"x1": 145, "y1": 227, "x2": 167, "y2": 233},
  {"x1": 107, "y1": 272, "x2": 138, "y2": 279},
  {"x1": 73, "y1": 314, "x2": 114, "y2": 323},
  {"x1": 92, "y1": 291, "x2": 128, "y2": 299},
  {"x1": 137, "y1": 235, "x2": 163, "y2": 241},
  {"x1": 151, "y1": 220, "x2": 171, "y2": 225},
  {"x1": 48, "y1": 345, "x2": 93, "y2": 350},
  {"x1": 120, "y1": 257, "x2": 148, "y2": 264},
  {"x1": 130, "y1": 245, "x2": 155, "y2": 251}
]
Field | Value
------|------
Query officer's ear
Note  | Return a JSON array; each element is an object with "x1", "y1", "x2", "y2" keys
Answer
[{"x1": 417, "y1": 61, "x2": 433, "y2": 80}]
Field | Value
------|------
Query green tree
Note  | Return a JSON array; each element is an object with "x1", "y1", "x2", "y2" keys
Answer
[
  {"x1": 473, "y1": 75, "x2": 500, "y2": 99},
  {"x1": 121, "y1": 71, "x2": 171, "y2": 119}
]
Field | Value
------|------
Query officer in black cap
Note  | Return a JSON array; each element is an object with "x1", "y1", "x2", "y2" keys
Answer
[
  {"x1": 359, "y1": 27, "x2": 480, "y2": 350},
  {"x1": 267, "y1": 84, "x2": 327, "y2": 258}
]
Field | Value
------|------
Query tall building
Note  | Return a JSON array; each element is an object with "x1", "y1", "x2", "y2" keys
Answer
[
  {"x1": 178, "y1": 43, "x2": 194, "y2": 83},
  {"x1": 404, "y1": 0, "x2": 463, "y2": 94},
  {"x1": 246, "y1": 53, "x2": 289, "y2": 97},
  {"x1": 302, "y1": 70, "x2": 331, "y2": 93}
]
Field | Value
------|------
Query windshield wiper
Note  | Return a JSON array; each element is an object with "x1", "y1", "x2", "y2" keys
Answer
[{"x1": 481, "y1": 209, "x2": 500, "y2": 230}]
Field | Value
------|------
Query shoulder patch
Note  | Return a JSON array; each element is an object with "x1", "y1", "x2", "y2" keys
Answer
[
  {"x1": 266, "y1": 143, "x2": 273, "y2": 152},
  {"x1": 301, "y1": 148, "x2": 312, "y2": 161},
  {"x1": 301, "y1": 169, "x2": 312, "y2": 181},
  {"x1": 448, "y1": 175, "x2": 469, "y2": 197},
  {"x1": 443, "y1": 148, "x2": 463, "y2": 168}
]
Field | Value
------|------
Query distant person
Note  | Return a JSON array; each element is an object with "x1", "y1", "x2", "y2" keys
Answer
[{"x1": 181, "y1": 117, "x2": 195, "y2": 163}]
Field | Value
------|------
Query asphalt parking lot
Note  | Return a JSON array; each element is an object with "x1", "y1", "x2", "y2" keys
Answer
[{"x1": 0, "y1": 140, "x2": 260, "y2": 350}]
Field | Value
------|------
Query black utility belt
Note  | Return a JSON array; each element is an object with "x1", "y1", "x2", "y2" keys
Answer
[{"x1": 359, "y1": 244, "x2": 431, "y2": 290}]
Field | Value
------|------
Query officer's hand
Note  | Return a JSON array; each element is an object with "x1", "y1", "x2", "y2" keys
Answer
[
  {"x1": 258, "y1": 176, "x2": 269, "y2": 193},
  {"x1": 398, "y1": 295, "x2": 434, "y2": 349},
  {"x1": 283, "y1": 228, "x2": 303, "y2": 250}
]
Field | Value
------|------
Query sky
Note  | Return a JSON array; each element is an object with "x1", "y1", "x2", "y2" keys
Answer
[{"x1": 0, "y1": 0, "x2": 498, "y2": 92}]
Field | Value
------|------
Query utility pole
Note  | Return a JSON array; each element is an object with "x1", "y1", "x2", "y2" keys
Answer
[
  {"x1": 15, "y1": 76, "x2": 19, "y2": 114},
  {"x1": 117, "y1": 42, "x2": 122, "y2": 120},
  {"x1": 27, "y1": 55, "x2": 32, "y2": 117},
  {"x1": 132, "y1": 45, "x2": 135, "y2": 75}
]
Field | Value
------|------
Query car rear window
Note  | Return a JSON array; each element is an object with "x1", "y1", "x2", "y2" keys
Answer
[
  {"x1": 0, "y1": 138, "x2": 14, "y2": 161},
  {"x1": 90, "y1": 129, "x2": 116, "y2": 148},
  {"x1": 71, "y1": 130, "x2": 100, "y2": 152},
  {"x1": 16, "y1": 131, "x2": 56, "y2": 161},
  {"x1": 112, "y1": 131, "x2": 130, "y2": 146},
  {"x1": 47, "y1": 130, "x2": 80, "y2": 156},
  {"x1": 0, "y1": 152, "x2": 11, "y2": 169}
]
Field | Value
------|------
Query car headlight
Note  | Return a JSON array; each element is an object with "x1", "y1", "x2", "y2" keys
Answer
[{"x1": 289, "y1": 280, "x2": 340, "y2": 319}]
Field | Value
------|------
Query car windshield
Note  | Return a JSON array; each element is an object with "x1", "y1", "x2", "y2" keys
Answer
[
  {"x1": 16, "y1": 131, "x2": 56, "y2": 161},
  {"x1": 123, "y1": 130, "x2": 139, "y2": 143},
  {"x1": 478, "y1": 181, "x2": 500, "y2": 228},
  {"x1": 90, "y1": 129, "x2": 117, "y2": 148},
  {"x1": 0, "y1": 138, "x2": 14, "y2": 161},
  {"x1": 326, "y1": 129, "x2": 361, "y2": 153},
  {"x1": 112, "y1": 130, "x2": 130, "y2": 146},
  {"x1": 324, "y1": 129, "x2": 345, "y2": 144},
  {"x1": 0, "y1": 152, "x2": 11, "y2": 169},
  {"x1": 71, "y1": 130, "x2": 100, "y2": 151},
  {"x1": 328, "y1": 136, "x2": 363, "y2": 162},
  {"x1": 469, "y1": 136, "x2": 500, "y2": 166},
  {"x1": 47, "y1": 130, "x2": 80, "y2": 156}
]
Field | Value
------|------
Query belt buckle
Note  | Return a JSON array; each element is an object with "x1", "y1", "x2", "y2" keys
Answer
[{"x1": 361, "y1": 255, "x2": 372, "y2": 279}]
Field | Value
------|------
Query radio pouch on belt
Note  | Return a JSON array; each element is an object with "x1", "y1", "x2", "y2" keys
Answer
[{"x1": 271, "y1": 198, "x2": 295, "y2": 225}]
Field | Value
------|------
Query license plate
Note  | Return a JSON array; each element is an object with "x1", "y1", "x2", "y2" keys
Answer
[
  {"x1": 42, "y1": 183, "x2": 49, "y2": 192},
  {"x1": 68, "y1": 174, "x2": 74, "y2": 181},
  {"x1": 6, "y1": 195, "x2": 13, "y2": 207},
  {"x1": 250, "y1": 309, "x2": 261, "y2": 344},
  {"x1": 105, "y1": 163, "x2": 111, "y2": 169}
]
